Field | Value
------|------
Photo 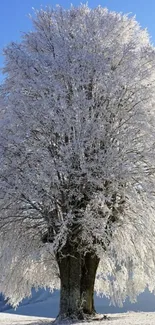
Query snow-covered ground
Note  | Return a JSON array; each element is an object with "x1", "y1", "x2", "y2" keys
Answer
[
  {"x1": 0, "y1": 313, "x2": 51, "y2": 324},
  {"x1": 1, "y1": 312, "x2": 155, "y2": 325}
]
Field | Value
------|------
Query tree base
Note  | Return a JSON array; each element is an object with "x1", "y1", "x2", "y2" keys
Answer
[{"x1": 52, "y1": 313, "x2": 110, "y2": 324}]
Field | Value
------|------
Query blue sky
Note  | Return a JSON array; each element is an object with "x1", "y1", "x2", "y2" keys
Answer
[{"x1": 0, "y1": 0, "x2": 155, "y2": 81}]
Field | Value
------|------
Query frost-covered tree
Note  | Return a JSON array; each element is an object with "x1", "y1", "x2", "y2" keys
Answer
[{"x1": 1, "y1": 4, "x2": 155, "y2": 322}]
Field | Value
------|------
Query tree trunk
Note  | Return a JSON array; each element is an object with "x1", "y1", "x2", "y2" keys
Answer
[
  {"x1": 57, "y1": 243, "x2": 82, "y2": 319},
  {"x1": 56, "y1": 244, "x2": 100, "y2": 321},
  {"x1": 80, "y1": 252, "x2": 100, "y2": 315}
]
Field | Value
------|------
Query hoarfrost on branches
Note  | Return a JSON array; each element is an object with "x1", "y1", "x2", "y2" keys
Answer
[{"x1": 1, "y1": 4, "x2": 155, "y2": 309}]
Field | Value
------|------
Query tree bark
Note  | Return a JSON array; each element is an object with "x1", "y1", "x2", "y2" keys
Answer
[
  {"x1": 56, "y1": 243, "x2": 100, "y2": 321},
  {"x1": 57, "y1": 243, "x2": 82, "y2": 319},
  {"x1": 80, "y1": 252, "x2": 100, "y2": 315}
]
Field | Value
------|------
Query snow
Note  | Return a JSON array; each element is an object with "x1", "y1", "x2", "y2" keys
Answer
[
  {"x1": 3, "y1": 288, "x2": 155, "y2": 318},
  {"x1": 1, "y1": 291, "x2": 155, "y2": 325},
  {"x1": 1, "y1": 312, "x2": 155, "y2": 325},
  {"x1": 1, "y1": 289, "x2": 155, "y2": 324},
  {"x1": 5, "y1": 291, "x2": 59, "y2": 318},
  {"x1": 0, "y1": 313, "x2": 51, "y2": 324}
]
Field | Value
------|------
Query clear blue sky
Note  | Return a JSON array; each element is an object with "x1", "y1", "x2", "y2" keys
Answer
[{"x1": 1, "y1": 0, "x2": 155, "y2": 81}]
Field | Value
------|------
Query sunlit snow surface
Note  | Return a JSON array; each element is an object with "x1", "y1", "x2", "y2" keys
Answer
[
  {"x1": 1, "y1": 312, "x2": 155, "y2": 325},
  {"x1": 0, "y1": 313, "x2": 51, "y2": 324}
]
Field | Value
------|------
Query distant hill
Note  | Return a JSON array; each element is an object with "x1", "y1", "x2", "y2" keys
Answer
[{"x1": 0, "y1": 294, "x2": 11, "y2": 312}]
